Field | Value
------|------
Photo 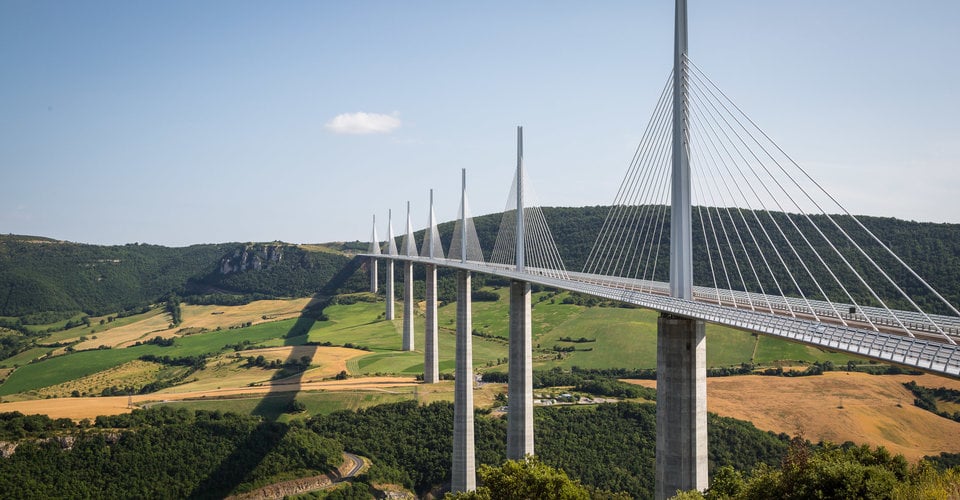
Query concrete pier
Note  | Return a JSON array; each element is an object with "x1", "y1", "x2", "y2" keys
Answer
[
  {"x1": 402, "y1": 261, "x2": 414, "y2": 351},
  {"x1": 507, "y1": 279, "x2": 534, "y2": 460},
  {"x1": 655, "y1": 313, "x2": 707, "y2": 500},
  {"x1": 424, "y1": 264, "x2": 439, "y2": 383},
  {"x1": 368, "y1": 214, "x2": 380, "y2": 294},
  {"x1": 385, "y1": 260, "x2": 395, "y2": 320},
  {"x1": 451, "y1": 270, "x2": 476, "y2": 492}
]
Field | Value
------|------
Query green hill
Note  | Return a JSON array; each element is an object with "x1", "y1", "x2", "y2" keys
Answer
[{"x1": 0, "y1": 236, "x2": 361, "y2": 319}]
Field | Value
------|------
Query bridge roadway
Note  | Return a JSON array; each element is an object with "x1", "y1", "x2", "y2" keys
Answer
[{"x1": 363, "y1": 254, "x2": 960, "y2": 379}]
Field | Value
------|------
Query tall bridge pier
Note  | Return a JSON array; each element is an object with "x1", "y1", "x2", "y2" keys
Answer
[
  {"x1": 656, "y1": 315, "x2": 707, "y2": 498},
  {"x1": 452, "y1": 269, "x2": 476, "y2": 491},
  {"x1": 507, "y1": 279, "x2": 534, "y2": 459},
  {"x1": 385, "y1": 261, "x2": 394, "y2": 320},
  {"x1": 385, "y1": 210, "x2": 396, "y2": 321},
  {"x1": 507, "y1": 126, "x2": 534, "y2": 460},
  {"x1": 424, "y1": 265, "x2": 439, "y2": 382},
  {"x1": 424, "y1": 190, "x2": 441, "y2": 383},
  {"x1": 368, "y1": 214, "x2": 379, "y2": 294},
  {"x1": 402, "y1": 202, "x2": 416, "y2": 351},
  {"x1": 451, "y1": 170, "x2": 476, "y2": 491}
]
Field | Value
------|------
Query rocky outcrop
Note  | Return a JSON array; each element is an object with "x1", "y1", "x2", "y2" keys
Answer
[
  {"x1": 225, "y1": 474, "x2": 334, "y2": 500},
  {"x1": 218, "y1": 244, "x2": 284, "y2": 275},
  {"x1": 0, "y1": 441, "x2": 17, "y2": 458}
]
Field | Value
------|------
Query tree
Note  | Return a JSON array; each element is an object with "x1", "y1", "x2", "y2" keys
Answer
[
  {"x1": 446, "y1": 458, "x2": 592, "y2": 500},
  {"x1": 286, "y1": 399, "x2": 307, "y2": 413}
]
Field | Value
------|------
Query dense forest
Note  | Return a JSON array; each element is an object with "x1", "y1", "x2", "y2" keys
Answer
[
  {"x1": 0, "y1": 401, "x2": 791, "y2": 498},
  {"x1": 2, "y1": 400, "x2": 958, "y2": 498},
  {"x1": 448, "y1": 445, "x2": 960, "y2": 500},
  {"x1": 307, "y1": 400, "x2": 792, "y2": 498},
  {"x1": 0, "y1": 406, "x2": 343, "y2": 498}
]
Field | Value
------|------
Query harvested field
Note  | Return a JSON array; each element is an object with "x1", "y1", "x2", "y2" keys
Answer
[
  {"x1": 625, "y1": 371, "x2": 960, "y2": 461},
  {"x1": 72, "y1": 312, "x2": 174, "y2": 350},
  {"x1": 178, "y1": 299, "x2": 313, "y2": 331},
  {"x1": 63, "y1": 299, "x2": 314, "y2": 351},
  {"x1": 0, "y1": 376, "x2": 418, "y2": 421},
  {"x1": 152, "y1": 356, "x2": 274, "y2": 393},
  {"x1": 238, "y1": 346, "x2": 366, "y2": 379},
  {"x1": 162, "y1": 347, "x2": 369, "y2": 393}
]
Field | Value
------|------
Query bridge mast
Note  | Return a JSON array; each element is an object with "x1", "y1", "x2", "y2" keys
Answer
[
  {"x1": 670, "y1": 0, "x2": 692, "y2": 299},
  {"x1": 657, "y1": 0, "x2": 708, "y2": 498},
  {"x1": 508, "y1": 126, "x2": 534, "y2": 460},
  {"x1": 515, "y1": 126, "x2": 525, "y2": 272}
]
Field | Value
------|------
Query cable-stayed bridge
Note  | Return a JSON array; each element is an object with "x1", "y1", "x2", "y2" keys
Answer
[{"x1": 360, "y1": 1, "x2": 959, "y2": 497}]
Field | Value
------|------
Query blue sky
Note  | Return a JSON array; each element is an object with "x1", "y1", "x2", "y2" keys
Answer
[{"x1": 2, "y1": 1, "x2": 958, "y2": 246}]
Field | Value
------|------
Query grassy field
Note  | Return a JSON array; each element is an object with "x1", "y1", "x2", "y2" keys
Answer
[
  {"x1": 0, "y1": 346, "x2": 55, "y2": 368},
  {"x1": 307, "y1": 301, "x2": 510, "y2": 375},
  {"x1": 18, "y1": 313, "x2": 89, "y2": 335},
  {"x1": 753, "y1": 335, "x2": 854, "y2": 365}
]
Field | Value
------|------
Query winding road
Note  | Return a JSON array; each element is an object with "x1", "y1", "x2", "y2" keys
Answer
[{"x1": 342, "y1": 452, "x2": 365, "y2": 479}]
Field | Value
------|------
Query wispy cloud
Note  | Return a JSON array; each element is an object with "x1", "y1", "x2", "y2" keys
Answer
[{"x1": 325, "y1": 112, "x2": 401, "y2": 135}]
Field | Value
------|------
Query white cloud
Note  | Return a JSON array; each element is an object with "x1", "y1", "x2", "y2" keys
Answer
[{"x1": 325, "y1": 112, "x2": 401, "y2": 135}]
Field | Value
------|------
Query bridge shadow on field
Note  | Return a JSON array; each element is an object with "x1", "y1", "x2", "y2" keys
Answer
[
  {"x1": 186, "y1": 293, "x2": 326, "y2": 499},
  {"x1": 186, "y1": 258, "x2": 377, "y2": 497}
]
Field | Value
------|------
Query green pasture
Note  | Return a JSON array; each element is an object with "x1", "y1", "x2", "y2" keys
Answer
[
  {"x1": 19, "y1": 312, "x2": 88, "y2": 335},
  {"x1": 308, "y1": 301, "x2": 509, "y2": 375},
  {"x1": 753, "y1": 335, "x2": 855, "y2": 365},
  {"x1": 0, "y1": 346, "x2": 54, "y2": 368}
]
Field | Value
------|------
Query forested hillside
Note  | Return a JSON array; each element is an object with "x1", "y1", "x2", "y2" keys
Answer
[
  {"x1": 0, "y1": 236, "x2": 359, "y2": 319},
  {"x1": 0, "y1": 236, "x2": 231, "y2": 317}
]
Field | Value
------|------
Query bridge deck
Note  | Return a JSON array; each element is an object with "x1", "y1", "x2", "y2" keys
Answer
[{"x1": 363, "y1": 254, "x2": 960, "y2": 379}]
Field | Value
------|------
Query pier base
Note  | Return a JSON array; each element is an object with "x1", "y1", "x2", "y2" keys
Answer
[
  {"x1": 655, "y1": 313, "x2": 707, "y2": 500},
  {"x1": 507, "y1": 279, "x2": 534, "y2": 460}
]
